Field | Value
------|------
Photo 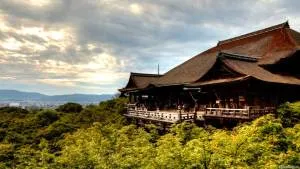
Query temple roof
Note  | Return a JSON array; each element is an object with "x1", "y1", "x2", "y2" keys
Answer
[
  {"x1": 221, "y1": 58, "x2": 300, "y2": 85},
  {"x1": 187, "y1": 76, "x2": 251, "y2": 87},
  {"x1": 119, "y1": 72, "x2": 161, "y2": 92},
  {"x1": 120, "y1": 22, "x2": 300, "y2": 92},
  {"x1": 217, "y1": 22, "x2": 290, "y2": 45}
]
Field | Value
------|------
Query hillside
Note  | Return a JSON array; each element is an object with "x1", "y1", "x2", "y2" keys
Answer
[
  {"x1": 0, "y1": 99, "x2": 299, "y2": 168},
  {"x1": 0, "y1": 90, "x2": 45, "y2": 100}
]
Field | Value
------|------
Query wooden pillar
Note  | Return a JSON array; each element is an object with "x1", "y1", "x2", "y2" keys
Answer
[
  {"x1": 220, "y1": 118, "x2": 224, "y2": 126},
  {"x1": 179, "y1": 109, "x2": 182, "y2": 122},
  {"x1": 248, "y1": 109, "x2": 250, "y2": 119},
  {"x1": 129, "y1": 93, "x2": 134, "y2": 103}
]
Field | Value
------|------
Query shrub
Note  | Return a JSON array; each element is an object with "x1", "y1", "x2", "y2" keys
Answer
[
  {"x1": 98, "y1": 97, "x2": 128, "y2": 114},
  {"x1": 277, "y1": 102, "x2": 300, "y2": 127},
  {"x1": 5, "y1": 131, "x2": 26, "y2": 144},
  {"x1": 0, "y1": 107, "x2": 29, "y2": 114},
  {"x1": 41, "y1": 121, "x2": 76, "y2": 140},
  {"x1": 35, "y1": 110, "x2": 59, "y2": 126},
  {"x1": 56, "y1": 103, "x2": 83, "y2": 113},
  {"x1": 0, "y1": 129, "x2": 6, "y2": 142},
  {"x1": 0, "y1": 143, "x2": 14, "y2": 164}
]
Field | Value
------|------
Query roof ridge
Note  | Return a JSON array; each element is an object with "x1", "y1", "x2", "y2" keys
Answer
[
  {"x1": 286, "y1": 28, "x2": 300, "y2": 49},
  {"x1": 131, "y1": 72, "x2": 161, "y2": 77},
  {"x1": 218, "y1": 21, "x2": 289, "y2": 46}
]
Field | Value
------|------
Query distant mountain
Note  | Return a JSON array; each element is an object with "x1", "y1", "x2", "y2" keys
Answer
[
  {"x1": 43, "y1": 94, "x2": 113, "y2": 103},
  {"x1": 0, "y1": 90, "x2": 113, "y2": 103},
  {"x1": 0, "y1": 90, "x2": 45, "y2": 100}
]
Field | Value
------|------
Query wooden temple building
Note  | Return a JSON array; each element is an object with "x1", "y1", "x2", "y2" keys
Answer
[{"x1": 119, "y1": 22, "x2": 300, "y2": 127}]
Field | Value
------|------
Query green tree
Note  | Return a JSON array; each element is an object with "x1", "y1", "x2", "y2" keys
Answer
[
  {"x1": 35, "y1": 109, "x2": 59, "y2": 126},
  {"x1": 0, "y1": 107, "x2": 29, "y2": 114},
  {"x1": 14, "y1": 139, "x2": 57, "y2": 169},
  {"x1": 1, "y1": 99, "x2": 299, "y2": 168},
  {"x1": 98, "y1": 97, "x2": 128, "y2": 114},
  {"x1": 277, "y1": 102, "x2": 300, "y2": 127},
  {"x1": 56, "y1": 102, "x2": 83, "y2": 113},
  {"x1": 152, "y1": 133, "x2": 184, "y2": 169},
  {"x1": 57, "y1": 123, "x2": 117, "y2": 168},
  {"x1": 0, "y1": 143, "x2": 14, "y2": 167}
]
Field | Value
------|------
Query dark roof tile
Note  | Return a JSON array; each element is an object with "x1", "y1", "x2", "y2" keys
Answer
[{"x1": 121, "y1": 22, "x2": 300, "y2": 90}]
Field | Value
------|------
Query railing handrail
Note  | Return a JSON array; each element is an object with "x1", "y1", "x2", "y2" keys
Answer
[
  {"x1": 206, "y1": 108, "x2": 248, "y2": 111},
  {"x1": 126, "y1": 105, "x2": 275, "y2": 122}
]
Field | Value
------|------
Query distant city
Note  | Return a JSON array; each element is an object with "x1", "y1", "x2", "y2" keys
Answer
[
  {"x1": 0, "y1": 100, "x2": 70, "y2": 109},
  {"x1": 0, "y1": 90, "x2": 114, "y2": 109}
]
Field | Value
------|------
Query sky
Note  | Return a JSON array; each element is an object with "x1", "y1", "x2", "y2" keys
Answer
[{"x1": 0, "y1": 0, "x2": 300, "y2": 95}]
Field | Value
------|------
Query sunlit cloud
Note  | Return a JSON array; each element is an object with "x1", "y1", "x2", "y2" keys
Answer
[
  {"x1": 0, "y1": 17, "x2": 10, "y2": 32},
  {"x1": 0, "y1": 76, "x2": 16, "y2": 80},
  {"x1": 17, "y1": 27, "x2": 66, "y2": 41},
  {"x1": 29, "y1": 52, "x2": 127, "y2": 88},
  {"x1": 0, "y1": 0, "x2": 300, "y2": 94},
  {"x1": 87, "y1": 43, "x2": 97, "y2": 51},
  {"x1": 41, "y1": 59, "x2": 75, "y2": 74},
  {"x1": 129, "y1": 3, "x2": 143, "y2": 15},
  {"x1": 20, "y1": 0, "x2": 52, "y2": 7},
  {"x1": 37, "y1": 78, "x2": 76, "y2": 87},
  {"x1": 17, "y1": 26, "x2": 74, "y2": 51},
  {"x1": 78, "y1": 53, "x2": 120, "y2": 70},
  {"x1": 1, "y1": 38, "x2": 22, "y2": 50},
  {"x1": 77, "y1": 71, "x2": 128, "y2": 84},
  {"x1": 23, "y1": 40, "x2": 47, "y2": 51}
]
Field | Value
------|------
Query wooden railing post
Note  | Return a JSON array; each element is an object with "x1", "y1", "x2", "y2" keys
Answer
[
  {"x1": 248, "y1": 109, "x2": 250, "y2": 119},
  {"x1": 179, "y1": 109, "x2": 182, "y2": 122}
]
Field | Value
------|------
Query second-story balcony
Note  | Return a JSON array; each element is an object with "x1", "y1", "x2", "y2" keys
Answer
[
  {"x1": 124, "y1": 104, "x2": 275, "y2": 123},
  {"x1": 125, "y1": 104, "x2": 195, "y2": 123},
  {"x1": 202, "y1": 107, "x2": 275, "y2": 119}
]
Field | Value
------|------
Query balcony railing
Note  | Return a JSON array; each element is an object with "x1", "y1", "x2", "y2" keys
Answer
[
  {"x1": 203, "y1": 107, "x2": 275, "y2": 119},
  {"x1": 125, "y1": 104, "x2": 275, "y2": 122},
  {"x1": 125, "y1": 104, "x2": 195, "y2": 123}
]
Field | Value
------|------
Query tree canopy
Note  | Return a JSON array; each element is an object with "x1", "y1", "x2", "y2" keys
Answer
[
  {"x1": 0, "y1": 99, "x2": 299, "y2": 168},
  {"x1": 56, "y1": 102, "x2": 83, "y2": 113}
]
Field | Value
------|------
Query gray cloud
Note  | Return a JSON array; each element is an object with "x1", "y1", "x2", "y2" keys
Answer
[{"x1": 0, "y1": 0, "x2": 300, "y2": 94}]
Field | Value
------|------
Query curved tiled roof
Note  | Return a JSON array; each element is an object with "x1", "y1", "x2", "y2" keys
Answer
[
  {"x1": 155, "y1": 22, "x2": 300, "y2": 86},
  {"x1": 120, "y1": 22, "x2": 300, "y2": 92},
  {"x1": 222, "y1": 58, "x2": 300, "y2": 85},
  {"x1": 287, "y1": 28, "x2": 300, "y2": 47},
  {"x1": 187, "y1": 76, "x2": 251, "y2": 87},
  {"x1": 155, "y1": 51, "x2": 218, "y2": 85},
  {"x1": 218, "y1": 22, "x2": 290, "y2": 45},
  {"x1": 119, "y1": 72, "x2": 161, "y2": 92}
]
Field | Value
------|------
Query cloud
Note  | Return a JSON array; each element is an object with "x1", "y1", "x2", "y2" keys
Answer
[
  {"x1": 129, "y1": 3, "x2": 144, "y2": 15},
  {"x1": 0, "y1": 0, "x2": 300, "y2": 94}
]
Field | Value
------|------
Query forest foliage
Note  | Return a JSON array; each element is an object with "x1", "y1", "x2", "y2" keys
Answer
[{"x1": 0, "y1": 99, "x2": 299, "y2": 169}]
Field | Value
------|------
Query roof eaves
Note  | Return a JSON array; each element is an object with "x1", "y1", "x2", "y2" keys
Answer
[
  {"x1": 218, "y1": 52, "x2": 260, "y2": 62},
  {"x1": 187, "y1": 76, "x2": 251, "y2": 87},
  {"x1": 130, "y1": 72, "x2": 162, "y2": 77},
  {"x1": 258, "y1": 49, "x2": 299, "y2": 66},
  {"x1": 150, "y1": 82, "x2": 188, "y2": 87}
]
